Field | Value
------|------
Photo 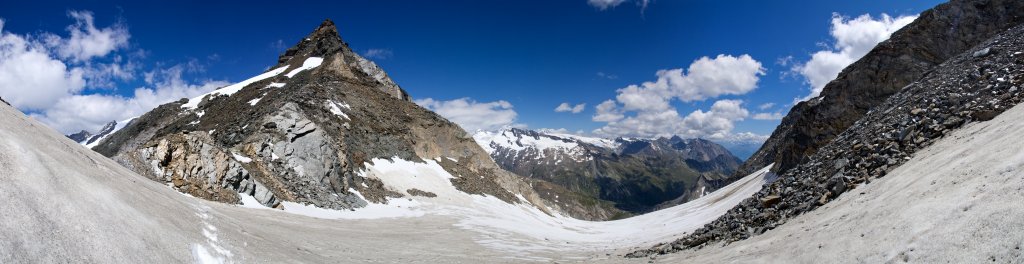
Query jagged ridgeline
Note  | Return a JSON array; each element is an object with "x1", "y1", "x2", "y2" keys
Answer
[{"x1": 90, "y1": 20, "x2": 561, "y2": 215}]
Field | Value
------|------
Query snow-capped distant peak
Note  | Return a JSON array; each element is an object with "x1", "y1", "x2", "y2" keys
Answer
[
  {"x1": 472, "y1": 128, "x2": 623, "y2": 164},
  {"x1": 544, "y1": 132, "x2": 618, "y2": 150},
  {"x1": 82, "y1": 117, "x2": 137, "y2": 149}
]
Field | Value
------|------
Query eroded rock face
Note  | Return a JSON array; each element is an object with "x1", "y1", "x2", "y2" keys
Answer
[
  {"x1": 739, "y1": 0, "x2": 1024, "y2": 177},
  {"x1": 137, "y1": 133, "x2": 278, "y2": 207}
]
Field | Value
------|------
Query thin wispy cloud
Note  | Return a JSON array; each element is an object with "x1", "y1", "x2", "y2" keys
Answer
[{"x1": 363, "y1": 48, "x2": 393, "y2": 60}]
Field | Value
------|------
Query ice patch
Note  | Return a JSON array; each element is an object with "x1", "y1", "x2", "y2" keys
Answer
[{"x1": 285, "y1": 57, "x2": 324, "y2": 78}]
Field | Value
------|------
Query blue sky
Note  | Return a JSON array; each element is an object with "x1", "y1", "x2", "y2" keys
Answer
[{"x1": 0, "y1": 0, "x2": 943, "y2": 143}]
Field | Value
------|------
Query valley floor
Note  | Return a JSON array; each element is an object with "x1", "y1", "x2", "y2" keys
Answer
[{"x1": 2, "y1": 100, "x2": 1024, "y2": 263}]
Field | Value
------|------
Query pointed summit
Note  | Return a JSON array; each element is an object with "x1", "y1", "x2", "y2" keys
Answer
[
  {"x1": 276, "y1": 19, "x2": 345, "y2": 64},
  {"x1": 269, "y1": 19, "x2": 409, "y2": 100}
]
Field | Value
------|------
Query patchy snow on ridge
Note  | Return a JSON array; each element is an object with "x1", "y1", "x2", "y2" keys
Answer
[
  {"x1": 182, "y1": 66, "x2": 290, "y2": 109},
  {"x1": 546, "y1": 132, "x2": 619, "y2": 149},
  {"x1": 285, "y1": 57, "x2": 324, "y2": 78},
  {"x1": 473, "y1": 130, "x2": 579, "y2": 155},
  {"x1": 266, "y1": 82, "x2": 286, "y2": 88}
]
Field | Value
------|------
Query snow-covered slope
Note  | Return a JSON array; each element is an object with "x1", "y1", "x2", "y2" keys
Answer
[
  {"x1": 653, "y1": 91, "x2": 1024, "y2": 264},
  {"x1": 0, "y1": 100, "x2": 775, "y2": 262}
]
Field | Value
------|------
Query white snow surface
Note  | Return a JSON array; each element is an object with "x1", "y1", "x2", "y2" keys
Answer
[
  {"x1": 266, "y1": 82, "x2": 285, "y2": 88},
  {"x1": 335, "y1": 157, "x2": 774, "y2": 253},
  {"x1": 181, "y1": 66, "x2": 290, "y2": 109},
  {"x1": 658, "y1": 99, "x2": 1024, "y2": 263},
  {"x1": 284, "y1": 57, "x2": 323, "y2": 78},
  {"x1": 7, "y1": 95, "x2": 1024, "y2": 262}
]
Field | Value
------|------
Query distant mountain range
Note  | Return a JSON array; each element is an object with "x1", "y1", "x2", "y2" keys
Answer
[
  {"x1": 474, "y1": 127, "x2": 742, "y2": 213},
  {"x1": 66, "y1": 119, "x2": 134, "y2": 148}
]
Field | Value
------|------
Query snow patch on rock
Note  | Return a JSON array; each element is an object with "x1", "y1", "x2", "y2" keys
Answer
[{"x1": 285, "y1": 57, "x2": 324, "y2": 78}]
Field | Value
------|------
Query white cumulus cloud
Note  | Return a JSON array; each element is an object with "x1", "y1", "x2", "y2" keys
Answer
[
  {"x1": 0, "y1": 11, "x2": 224, "y2": 134},
  {"x1": 592, "y1": 99, "x2": 623, "y2": 122},
  {"x1": 32, "y1": 64, "x2": 228, "y2": 134},
  {"x1": 592, "y1": 54, "x2": 766, "y2": 141},
  {"x1": 793, "y1": 13, "x2": 917, "y2": 102},
  {"x1": 615, "y1": 54, "x2": 763, "y2": 112},
  {"x1": 593, "y1": 99, "x2": 753, "y2": 141},
  {"x1": 0, "y1": 21, "x2": 86, "y2": 110},
  {"x1": 415, "y1": 97, "x2": 520, "y2": 132},
  {"x1": 555, "y1": 102, "x2": 585, "y2": 114},
  {"x1": 43, "y1": 11, "x2": 130, "y2": 63}
]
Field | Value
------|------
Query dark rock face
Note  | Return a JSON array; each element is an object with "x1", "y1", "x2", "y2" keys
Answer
[
  {"x1": 631, "y1": 21, "x2": 1024, "y2": 257},
  {"x1": 92, "y1": 20, "x2": 554, "y2": 215},
  {"x1": 66, "y1": 130, "x2": 92, "y2": 143},
  {"x1": 739, "y1": 0, "x2": 1024, "y2": 177},
  {"x1": 476, "y1": 128, "x2": 742, "y2": 216}
]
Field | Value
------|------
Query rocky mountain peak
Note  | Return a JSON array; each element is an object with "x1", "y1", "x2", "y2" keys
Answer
[
  {"x1": 276, "y1": 19, "x2": 345, "y2": 65},
  {"x1": 91, "y1": 19, "x2": 545, "y2": 216},
  {"x1": 66, "y1": 130, "x2": 92, "y2": 143},
  {"x1": 270, "y1": 19, "x2": 410, "y2": 101}
]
